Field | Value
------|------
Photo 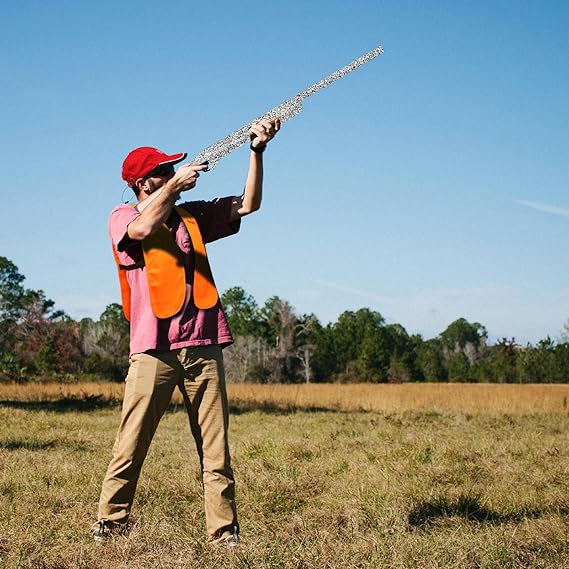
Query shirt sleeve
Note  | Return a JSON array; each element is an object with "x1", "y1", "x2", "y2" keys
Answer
[
  {"x1": 108, "y1": 205, "x2": 143, "y2": 264},
  {"x1": 178, "y1": 197, "x2": 241, "y2": 244}
]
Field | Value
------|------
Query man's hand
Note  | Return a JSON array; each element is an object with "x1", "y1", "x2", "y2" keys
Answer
[
  {"x1": 249, "y1": 118, "x2": 281, "y2": 150},
  {"x1": 170, "y1": 162, "x2": 209, "y2": 194},
  {"x1": 136, "y1": 162, "x2": 208, "y2": 213}
]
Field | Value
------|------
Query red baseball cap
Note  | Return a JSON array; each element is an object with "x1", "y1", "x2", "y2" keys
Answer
[{"x1": 122, "y1": 146, "x2": 187, "y2": 186}]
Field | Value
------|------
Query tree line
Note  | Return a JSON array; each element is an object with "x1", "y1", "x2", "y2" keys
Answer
[{"x1": 1, "y1": 255, "x2": 568, "y2": 383}]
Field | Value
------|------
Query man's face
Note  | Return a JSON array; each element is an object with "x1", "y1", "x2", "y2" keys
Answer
[{"x1": 139, "y1": 164, "x2": 175, "y2": 194}]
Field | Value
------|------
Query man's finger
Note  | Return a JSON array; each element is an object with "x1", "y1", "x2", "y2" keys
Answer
[
  {"x1": 183, "y1": 163, "x2": 209, "y2": 172},
  {"x1": 249, "y1": 125, "x2": 264, "y2": 138}
]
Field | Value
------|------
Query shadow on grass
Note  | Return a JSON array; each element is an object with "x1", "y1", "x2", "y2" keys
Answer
[
  {"x1": 0, "y1": 398, "x2": 334, "y2": 415},
  {"x1": 0, "y1": 437, "x2": 90, "y2": 452},
  {"x1": 229, "y1": 402, "x2": 335, "y2": 415},
  {"x1": 408, "y1": 494, "x2": 569, "y2": 529},
  {"x1": 0, "y1": 395, "x2": 120, "y2": 412},
  {"x1": 0, "y1": 439, "x2": 57, "y2": 451},
  {"x1": 173, "y1": 401, "x2": 335, "y2": 415}
]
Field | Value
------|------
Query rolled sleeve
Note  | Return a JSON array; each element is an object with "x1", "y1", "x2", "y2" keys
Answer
[{"x1": 178, "y1": 197, "x2": 241, "y2": 243}]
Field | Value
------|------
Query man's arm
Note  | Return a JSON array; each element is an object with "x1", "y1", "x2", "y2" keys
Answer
[
  {"x1": 230, "y1": 118, "x2": 281, "y2": 221},
  {"x1": 128, "y1": 163, "x2": 207, "y2": 241}
]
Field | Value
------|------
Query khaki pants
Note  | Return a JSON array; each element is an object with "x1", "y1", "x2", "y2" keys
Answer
[{"x1": 97, "y1": 345, "x2": 238, "y2": 540}]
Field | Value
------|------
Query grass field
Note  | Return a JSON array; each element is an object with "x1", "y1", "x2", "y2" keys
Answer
[
  {"x1": 2, "y1": 382, "x2": 569, "y2": 415},
  {"x1": 1, "y1": 383, "x2": 568, "y2": 568}
]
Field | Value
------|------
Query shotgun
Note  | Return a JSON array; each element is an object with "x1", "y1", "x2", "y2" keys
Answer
[
  {"x1": 193, "y1": 46, "x2": 384, "y2": 169},
  {"x1": 137, "y1": 46, "x2": 384, "y2": 212}
]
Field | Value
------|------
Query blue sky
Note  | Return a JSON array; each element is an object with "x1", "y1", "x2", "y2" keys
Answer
[{"x1": 1, "y1": 1, "x2": 567, "y2": 344}]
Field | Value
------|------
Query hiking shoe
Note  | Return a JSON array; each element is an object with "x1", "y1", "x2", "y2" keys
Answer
[
  {"x1": 211, "y1": 526, "x2": 240, "y2": 549},
  {"x1": 221, "y1": 533, "x2": 240, "y2": 549},
  {"x1": 92, "y1": 520, "x2": 127, "y2": 542}
]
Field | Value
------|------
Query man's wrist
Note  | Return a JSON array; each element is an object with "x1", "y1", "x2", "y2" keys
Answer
[
  {"x1": 165, "y1": 178, "x2": 184, "y2": 196},
  {"x1": 250, "y1": 142, "x2": 266, "y2": 154}
]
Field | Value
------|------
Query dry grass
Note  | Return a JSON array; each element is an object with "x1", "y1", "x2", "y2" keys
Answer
[
  {"x1": 0, "y1": 401, "x2": 568, "y2": 568},
  {"x1": 227, "y1": 383, "x2": 569, "y2": 415},
  {"x1": 1, "y1": 382, "x2": 569, "y2": 567},
  {"x1": 1, "y1": 382, "x2": 569, "y2": 415}
]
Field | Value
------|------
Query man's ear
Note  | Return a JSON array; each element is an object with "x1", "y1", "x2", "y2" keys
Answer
[{"x1": 134, "y1": 178, "x2": 146, "y2": 194}]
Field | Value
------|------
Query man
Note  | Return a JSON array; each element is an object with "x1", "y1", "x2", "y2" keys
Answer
[{"x1": 93, "y1": 118, "x2": 281, "y2": 547}]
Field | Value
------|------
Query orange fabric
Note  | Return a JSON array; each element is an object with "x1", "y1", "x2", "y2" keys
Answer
[
  {"x1": 111, "y1": 207, "x2": 218, "y2": 320},
  {"x1": 112, "y1": 246, "x2": 132, "y2": 321},
  {"x1": 140, "y1": 225, "x2": 187, "y2": 319},
  {"x1": 175, "y1": 207, "x2": 219, "y2": 310}
]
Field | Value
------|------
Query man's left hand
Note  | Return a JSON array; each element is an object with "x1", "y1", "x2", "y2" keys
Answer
[{"x1": 249, "y1": 118, "x2": 281, "y2": 150}]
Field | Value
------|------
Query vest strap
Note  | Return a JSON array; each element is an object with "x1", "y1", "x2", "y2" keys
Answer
[{"x1": 118, "y1": 260, "x2": 145, "y2": 270}]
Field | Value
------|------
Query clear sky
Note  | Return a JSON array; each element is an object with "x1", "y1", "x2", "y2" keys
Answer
[{"x1": 1, "y1": 0, "x2": 567, "y2": 344}]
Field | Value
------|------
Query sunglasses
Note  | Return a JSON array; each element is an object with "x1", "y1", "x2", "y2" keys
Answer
[{"x1": 146, "y1": 164, "x2": 175, "y2": 178}]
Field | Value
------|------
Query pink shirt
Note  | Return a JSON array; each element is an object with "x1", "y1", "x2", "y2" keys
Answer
[{"x1": 109, "y1": 197, "x2": 240, "y2": 355}]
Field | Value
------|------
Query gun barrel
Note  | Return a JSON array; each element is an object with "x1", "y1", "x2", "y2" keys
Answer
[
  {"x1": 192, "y1": 100, "x2": 303, "y2": 168},
  {"x1": 192, "y1": 46, "x2": 384, "y2": 169},
  {"x1": 296, "y1": 46, "x2": 384, "y2": 101}
]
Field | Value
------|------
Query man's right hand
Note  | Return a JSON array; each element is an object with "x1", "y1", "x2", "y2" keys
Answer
[
  {"x1": 170, "y1": 162, "x2": 209, "y2": 194},
  {"x1": 135, "y1": 162, "x2": 208, "y2": 215}
]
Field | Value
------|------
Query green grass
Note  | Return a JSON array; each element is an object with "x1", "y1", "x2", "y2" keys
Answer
[{"x1": 0, "y1": 401, "x2": 568, "y2": 568}]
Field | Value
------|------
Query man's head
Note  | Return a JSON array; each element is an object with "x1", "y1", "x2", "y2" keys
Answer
[{"x1": 122, "y1": 147, "x2": 187, "y2": 196}]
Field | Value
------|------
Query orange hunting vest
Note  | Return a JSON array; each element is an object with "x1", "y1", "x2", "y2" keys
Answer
[{"x1": 112, "y1": 206, "x2": 218, "y2": 321}]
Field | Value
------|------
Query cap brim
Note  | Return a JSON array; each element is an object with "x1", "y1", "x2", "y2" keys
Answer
[{"x1": 157, "y1": 152, "x2": 187, "y2": 166}]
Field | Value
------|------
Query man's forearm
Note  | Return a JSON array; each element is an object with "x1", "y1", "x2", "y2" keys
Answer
[
  {"x1": 128, "y1": 182, "x2": 181, "y2": 240},
  {"x1": 238, "y1": 151, "x2": 264, "y2": 215}
]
